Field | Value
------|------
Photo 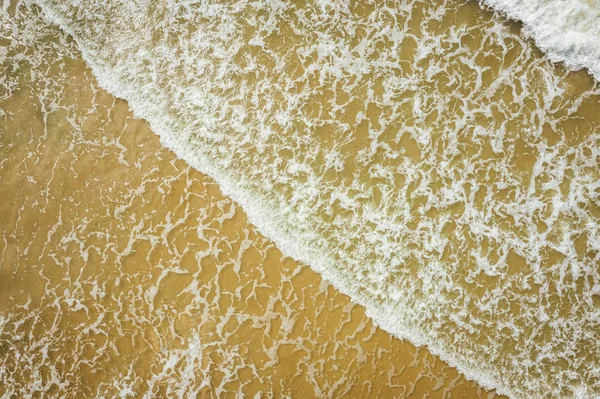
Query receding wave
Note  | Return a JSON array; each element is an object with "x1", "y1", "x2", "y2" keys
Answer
[{"x1": 31, "y1": 0, "x2": 600, "y2": 397}]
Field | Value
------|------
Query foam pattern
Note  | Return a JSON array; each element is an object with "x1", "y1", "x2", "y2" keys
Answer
[
  {"x1": 20, "y1": 0, "x2": 600, "y2": 397},
  {"x1": 481, "y1": 0, "x2": 600, "y2": 81}
]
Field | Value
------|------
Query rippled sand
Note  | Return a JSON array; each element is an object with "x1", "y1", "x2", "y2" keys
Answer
[{"x1": 2, "y1": 0, "x2": 600, "y2": 397}]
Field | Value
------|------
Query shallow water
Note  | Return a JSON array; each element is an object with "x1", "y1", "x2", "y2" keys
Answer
[
  {"x1": 0, "y1": 3, "x2": 502, "y2": 397},
  {"x1": 2, "y1": 0, "x2": 600, "y2": 397}
]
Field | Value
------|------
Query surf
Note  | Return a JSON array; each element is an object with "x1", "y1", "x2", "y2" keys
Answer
[{"x1": 30, "y1": 0, "x2": 600, "y2": 397}]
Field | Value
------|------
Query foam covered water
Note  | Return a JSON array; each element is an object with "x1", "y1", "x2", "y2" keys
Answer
[
  {"x1": 481, "y1": 0, "x2": 600, "y2": 81},
  {"x1": 1, "y1": 3, "x2": 496, "y2": 397},
  {"x1": 6, "y1": 0, "x2": 600, "y2": 397}
]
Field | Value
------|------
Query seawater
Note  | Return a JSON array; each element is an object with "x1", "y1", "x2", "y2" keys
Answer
[
  {"x1": 2, "y1": 0, "x2": 600, "y2": 397},
  {"x1": 0, "y1": 2, "x2": 503, "y2": 397}
]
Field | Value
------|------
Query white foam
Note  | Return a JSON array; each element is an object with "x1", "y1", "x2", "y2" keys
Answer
[
  {"x1": 28, "y1": 0, "x2": 600, "y2": 397},
  {"x1": 481, "y1": 0, "x2": 600, "y2": 80}
]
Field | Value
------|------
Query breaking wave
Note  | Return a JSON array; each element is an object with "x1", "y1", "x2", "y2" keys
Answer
[{"x1": 481, "y1": 0, "x2": 600, "y2": 81}]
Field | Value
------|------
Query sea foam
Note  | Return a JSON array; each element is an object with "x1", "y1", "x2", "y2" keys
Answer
[
  {"x1": 481, "y1": 0, "x2": 600, "y2": 80},
  {"x1": 30, "y1": 0, "x2": 600, "y2": 397}
]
